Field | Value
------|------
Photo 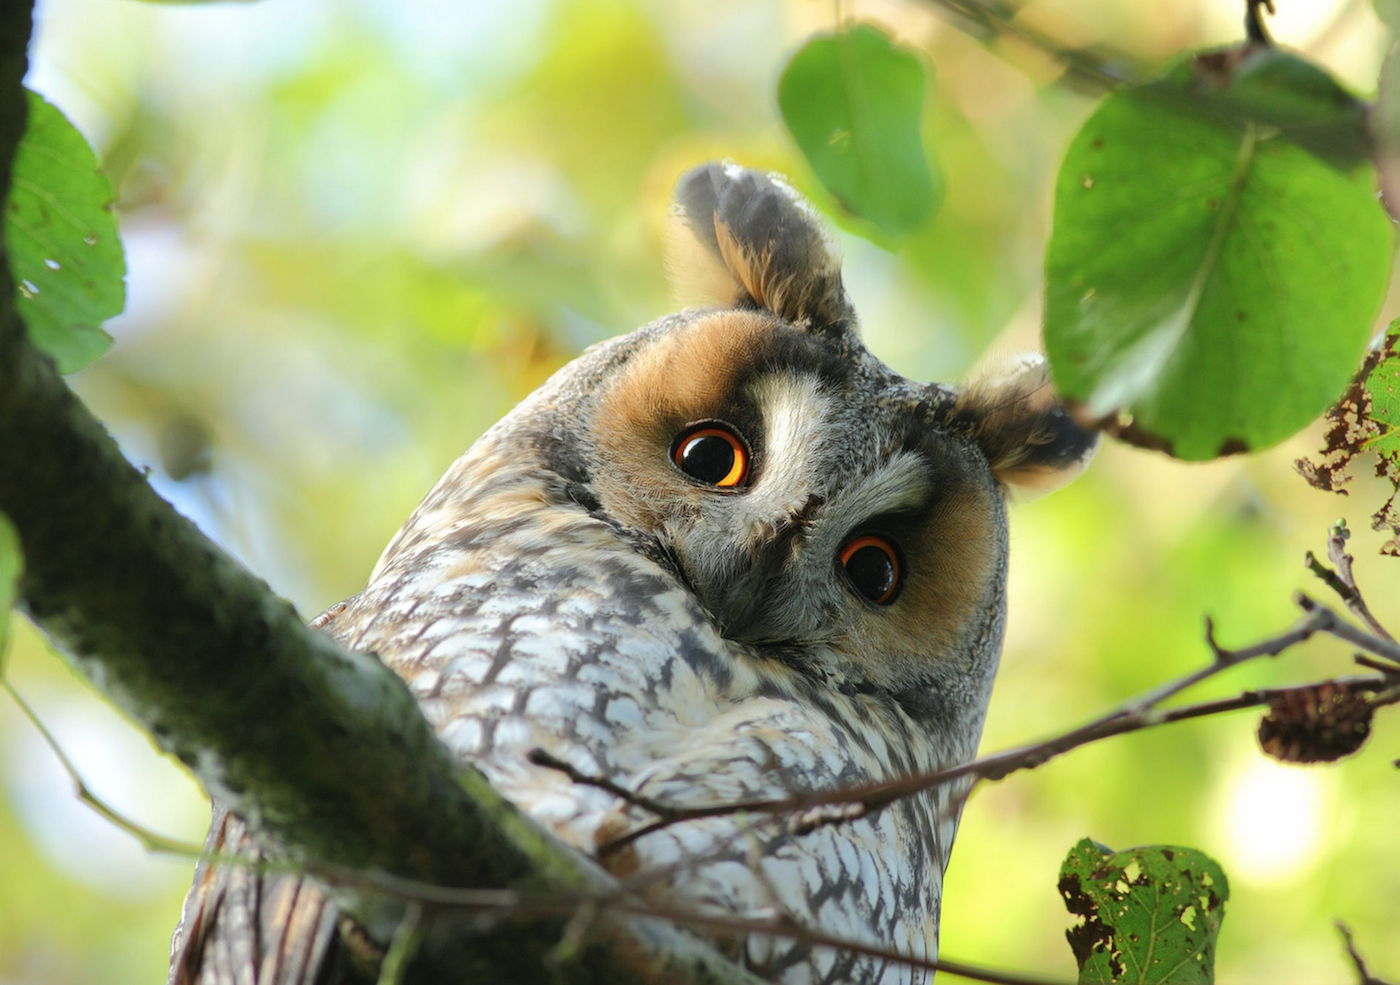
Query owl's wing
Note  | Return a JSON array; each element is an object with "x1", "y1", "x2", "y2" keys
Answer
[{"x1": 166, "y1": 805, "x2": 372, "y2": 985}]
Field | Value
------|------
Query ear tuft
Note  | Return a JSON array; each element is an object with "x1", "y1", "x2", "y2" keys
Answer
[
  {"x1": 665, "y1": 162, "x2": 853, "y2": 331},
  {"x1": 952, "y1": 353, "x2": 1099, "y2": 495}
]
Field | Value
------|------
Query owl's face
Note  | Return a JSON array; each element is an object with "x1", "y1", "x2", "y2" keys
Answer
[{"x1": 584, "y1": 310, "x2": 1007, "y2": 704}]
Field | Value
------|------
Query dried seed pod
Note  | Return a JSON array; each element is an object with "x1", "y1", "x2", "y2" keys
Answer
[{"x1": 1257, "y1": 681, "x2": 1374, "y2": 764}]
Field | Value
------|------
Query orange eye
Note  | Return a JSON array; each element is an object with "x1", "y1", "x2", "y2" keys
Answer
[
  {"x1": 840, "y1": 535, "x2": 901, "y2": 605},
  {"x1": 673, "y1": 425, "x2": 748, "y2": 488}
]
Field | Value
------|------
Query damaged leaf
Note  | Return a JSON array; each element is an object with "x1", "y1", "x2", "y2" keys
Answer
[
  {"x1": 1060, "y1": 839, "x2": 1229, "y2": 984},
  {"x1": 1296, "y1": 322, "x2": 1400, "y2": 555}
]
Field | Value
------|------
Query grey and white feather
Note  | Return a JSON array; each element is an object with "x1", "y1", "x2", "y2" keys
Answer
[{"x1": 169, "y1": 162, "x2": 1097, "y2": 985}]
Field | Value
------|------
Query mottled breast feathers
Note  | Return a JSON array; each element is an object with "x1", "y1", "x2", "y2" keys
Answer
[{"x1": 170, "y1": 161, "x2": 1096, "y2": 985}]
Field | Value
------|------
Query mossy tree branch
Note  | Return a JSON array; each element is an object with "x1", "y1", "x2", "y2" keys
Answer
[{"x1": 0, "y1": 9, "x2": 753, "y2": 984}]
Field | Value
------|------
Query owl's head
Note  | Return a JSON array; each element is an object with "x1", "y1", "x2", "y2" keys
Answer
[{"x1": 390, "y1": 163, "x2": 1095, "y2": 747}]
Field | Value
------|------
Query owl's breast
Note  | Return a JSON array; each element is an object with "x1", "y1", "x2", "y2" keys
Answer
[{"x1": 324, "y1": 449, "x2": 952, "y2": 984}]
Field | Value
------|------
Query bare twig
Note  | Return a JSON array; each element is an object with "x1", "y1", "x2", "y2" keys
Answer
[
  {"x1": 919, "y1": 0, "x2": 1143, "y2": 93},
  {"x1": 528, "y1": 748, "x2": 682, "y2": 820},
  {"x1": 1337, "y1": 921, "x2": 1397, "y2": 985},
  {"x1": 1318, "y1": 521, "x2": 1397, "y2": 643},
  {"x1": 1354, "y1": 654, "x2": 1400, "y2": 677},
  {"x1": 1, "y1": 679, "x2": 203, "y2": 858},
  {"x1": 553, "y1": 572, "x2": 1400, "y2": 856},
  {"x1": 315, "y1": 864, "x2": 1072, "y2": 985},
  {"x1": 569, "y1": 666, "x2": 1397, "y2": 857},
  {"x1": 1296, "y1": 593, "x2": 1400, "y2": 666}
]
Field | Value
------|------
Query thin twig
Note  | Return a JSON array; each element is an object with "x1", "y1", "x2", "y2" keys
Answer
[
  {"x1": 1, "y1": 679, "x2": 203, "y2": 858},
  {"x1": 919, "y1": 0, "x2": 1142, "y2": 93},
  {"x1": 1337, "y1": 921, "x2": 1396, "y2": 985},
  {"x1": 570, "y1": 589, "x2": 1400, "y2": 854},
  {"x1": 1296, "y1": 593, "x2": 1400, "y2": 665},
  {"x1": 376, "y1": 903, "x2": 425, "y2": 985},
  {"x1": 577, "y1": 671, "x2": 1394, "y2": 857},
  {"x1": 1354, "y1": 654, "x2": 1400, "y2": 677},
  {"x1": 314, "y1": 865, "x2": 1072, "y2": 985},
  {"x1": 1321, "y1": 521, "x2": 1397, "y2": 643},
  {"x1": 528, "y1": 748, "x2": 683, "y2": 819}
]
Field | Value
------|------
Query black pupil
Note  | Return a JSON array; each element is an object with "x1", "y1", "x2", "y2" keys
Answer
[
  {"x1": 845, "y1": 545, "x2": 895, "y2": 602},
  {"x1": 680, "y1": 434, "x2": 736, "y2": 483}
]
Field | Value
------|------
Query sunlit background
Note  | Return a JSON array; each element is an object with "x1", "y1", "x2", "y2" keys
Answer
[{"x1": 2, "y1": 0, "x2": 1397, "y2": 982}]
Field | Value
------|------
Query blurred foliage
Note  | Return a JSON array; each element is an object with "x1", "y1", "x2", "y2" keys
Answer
[
  {"x1": 2, "y1": 1, "x2": 1398, "y2": 984},
  {"x1": 779, "y1": 24, "x2": 941, "y2": 236}
]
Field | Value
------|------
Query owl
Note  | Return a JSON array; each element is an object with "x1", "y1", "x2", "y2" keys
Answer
[{"x1": 169, "y1": 163, "x2": 1096, "y2": 985}]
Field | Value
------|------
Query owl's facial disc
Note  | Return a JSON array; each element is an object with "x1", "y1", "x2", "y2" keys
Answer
[{"x1": 580, "y1": 311, "x2": 1011, "y2": 694}]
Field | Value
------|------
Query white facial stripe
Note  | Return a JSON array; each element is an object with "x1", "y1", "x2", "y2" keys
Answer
[{"x1": 747, "y1": 372, "x2": 828, "y2": 508}]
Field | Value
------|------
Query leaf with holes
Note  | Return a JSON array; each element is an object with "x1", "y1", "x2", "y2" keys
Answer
[
  {"x1": 778, "y1": 24, "x2": 940, "y2": 238},
  {"x1": 1295, "y1": 322, "x2": 1400, "y2": 554},
  {"x1": 1044, "y1": 51, "x2": 1392, "y2": 460},
  {"x1": 1367, "y1": 330, "x2": 1400, "y2": 553},
  {"x1": 5, "y1": 89, "x2": 126, "y2": 373},
  {"x1": 1060, "y1": 839, "x2": 1230, "y2": 984},
  {"x1": 0, "y1": 511, "x2": 20, "y2": 671}
]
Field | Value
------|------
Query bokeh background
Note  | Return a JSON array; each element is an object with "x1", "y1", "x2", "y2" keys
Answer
[{"x1": 2, "y1": 0, "x2": 1397, "y2": 982}]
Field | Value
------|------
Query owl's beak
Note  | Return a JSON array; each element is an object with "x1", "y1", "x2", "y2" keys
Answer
[{"x1": 707, "y1": 518, "x2": 804, "y2": 644}]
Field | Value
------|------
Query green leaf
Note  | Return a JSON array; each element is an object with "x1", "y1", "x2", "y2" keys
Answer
[
  {"x1": 1044, "y1": 55, "x2": 1393, "y2": 460},
  {"x1": 1060, "y1": 839, "x2": 1230, "y2": 985},
  {"x1": 1159, "y1": 48, "x2": 1371, "y2": 171},
  {"x1": 0, "y1": 511, "x2": 21, "y2": 668},
  {"x1": 778, "y1": 24, "x2": 940, "y2": 237},
  {"x1": 5, "y1": 89, "x2": 126, "y2": 373}
]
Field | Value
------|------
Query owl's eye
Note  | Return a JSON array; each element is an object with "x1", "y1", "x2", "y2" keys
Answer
[
  {"x1": 672, "y1": 424, "x2": 749, "y2": 488},
  {"x1": 839, "y1": 535, "x2": 901, "y2": 605}
]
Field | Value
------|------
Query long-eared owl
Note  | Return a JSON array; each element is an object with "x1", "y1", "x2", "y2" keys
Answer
[{"x1": 170, "y1": 163, "x2": 1097, "y2": 985}]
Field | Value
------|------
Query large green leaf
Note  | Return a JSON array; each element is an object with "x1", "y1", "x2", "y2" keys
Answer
[
  {"x1": 1044, "y1": 51, "x2": 1393, "y2": 460},
  {"x1": 0, "y1": 511, "x2": 20, "y2": 670},
  {"x1": 778, "y1": 24, "x2": 940, "y2": 238},
  {"x1": 5, "y1": 89, "x2": 126, "y2": 373},
  {"x1": 1060, "y1": 839, "x2": 1230, "y2": 984}
]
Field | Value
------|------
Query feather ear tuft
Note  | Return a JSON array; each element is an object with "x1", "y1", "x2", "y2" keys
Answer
[
  {"x1": 952, "y1": 353, "x2": 1099, "y2": 496},
  {"x1": 665, "y1": 162, "x2": 853, "y2": 331}
]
